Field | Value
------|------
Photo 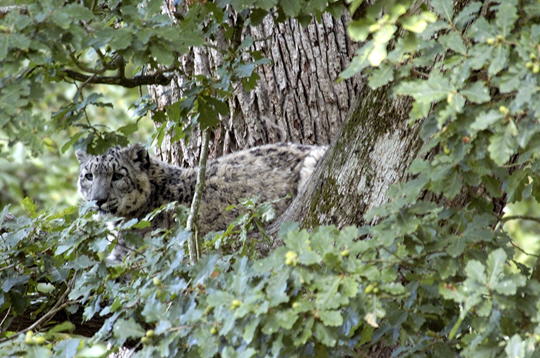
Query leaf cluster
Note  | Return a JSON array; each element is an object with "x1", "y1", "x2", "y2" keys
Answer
[{"x1": 340, "y1": 0, "x2": 540, "y2": 355}]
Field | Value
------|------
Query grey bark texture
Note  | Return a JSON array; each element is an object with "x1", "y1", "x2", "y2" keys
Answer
[
  {"x1": 272, "y1": 88, "x2": 419, "y2": 232},
  {"x1": 148, "y1": 7, "x2": 362, "y2": 166}
]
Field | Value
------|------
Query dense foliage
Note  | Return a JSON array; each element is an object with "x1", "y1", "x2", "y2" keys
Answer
[{"x1": 2, "y1": 0, "x2": 540, "y2": 357}]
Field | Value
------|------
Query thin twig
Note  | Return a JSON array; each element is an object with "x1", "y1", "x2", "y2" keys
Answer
[
  {"x1": 69, "y1": 52, "x2": 106, "y2": 75},
  {"x1": 0, "y1": 275, "x2": 77, "y2": 342},
  {"x1": 500, "y1": 215, "x2": 540, "y2": 225},
  {"x1": 0, "y1": 299, "x2": 79, "y2": 343},
  {"x1": 0, "y1": 306, "x2": 11, "y2": 330},
  {"x1": 0, "y1": 263, "x2": 15, "y2": 273},
  {"x1": 186, "y1": 130, "x2": 211, "y2": 265},
  {"x1": 510, "y1": 240, "x2": 540, "y2": 258}
]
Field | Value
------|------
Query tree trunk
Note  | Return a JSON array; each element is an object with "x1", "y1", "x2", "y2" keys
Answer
[
  {"x1": 276, "y1": 0, "x2": 475, "y2": 230},
  {"x1": 274, "y1": 87, "x2": 418, "y2": 231},
  {"x1": 148, "y1": 9, "x2": 362, "y2": 166}
]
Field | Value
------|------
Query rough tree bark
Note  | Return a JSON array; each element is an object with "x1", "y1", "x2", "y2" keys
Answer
[
  {"x1": 274, "y1": 88, "x2": 418, "y2": 231},
  {"x1": 148, "y1": 7, "x2": 362, "y2": 166}
]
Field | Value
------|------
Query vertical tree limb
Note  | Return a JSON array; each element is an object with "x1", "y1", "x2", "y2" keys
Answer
[{"x1": 186, "y1": 130, "x2": 210, "y2": 265}]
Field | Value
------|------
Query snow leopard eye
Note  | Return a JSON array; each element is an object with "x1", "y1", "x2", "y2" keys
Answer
[
  {"x1": 112, "y1": 172, "x2": 124, "y2": 181},
  {"x1": 84, "y1": 173, "x2": 93, "y2": 181}
]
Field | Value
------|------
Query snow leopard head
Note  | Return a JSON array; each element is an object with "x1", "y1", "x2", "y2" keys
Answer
[{"x1": 76, "y1": 144, "x2": 151, "y2": 217}]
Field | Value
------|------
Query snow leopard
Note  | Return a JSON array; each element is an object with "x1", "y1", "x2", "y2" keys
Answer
[{"x1": 76, "y1": 142, "x2": 326, "y2": 234}]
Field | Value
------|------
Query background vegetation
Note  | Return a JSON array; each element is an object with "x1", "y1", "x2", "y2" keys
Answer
[{"x1": 1, "y1": 0, "x2": 540, "y2": 357}]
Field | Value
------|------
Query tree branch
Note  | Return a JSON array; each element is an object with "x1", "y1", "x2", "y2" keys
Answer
[
  {"x1": 186, "y1": 130, "x2": 210, "y2": 265},
  {"x1": 500, "y1": 215, "x2": 540, "y2": 224},
  {"x1": 0, "y1": 276, "x2": 78, "y2": 343},
  {"x1": 63, "y1": 69, "x2": 172, "y2": 88}
]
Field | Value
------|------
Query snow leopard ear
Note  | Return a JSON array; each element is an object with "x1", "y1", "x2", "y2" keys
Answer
[
  {"x1": 75, "y1": 149, "x2": 90, "y2": 164},
  {"x1": 126, "y1": 143, "x2": 151, "y2": 170}
]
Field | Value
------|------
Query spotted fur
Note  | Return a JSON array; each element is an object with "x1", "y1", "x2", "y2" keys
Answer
[{"x1": 77, "y1": 143, "x2": 326, "y2": 233}]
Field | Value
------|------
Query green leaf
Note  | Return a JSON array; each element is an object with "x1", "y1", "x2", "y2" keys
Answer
[
  {"x1": 514, "y1": 78, "x2": 536, "y2": 110},
  {"x1": 368, "y1": 43, "x2": 387, "y2": 66},
  {"x1": 348, "y1": 19, "x2": 372, "y2": 42},
  {"x1": 468, "y1": 17, "x2": 496, "y2": 42},
  {"x1": 48, "y1": 321, "x2": 76, "y2": 334},
  {"x1": 347, "y1": 0, "x2": 365, "y2": 15},
  {"x1": 430, "y1": 0, "x2": 454, "y2": 21},
  {"x1": 62, "y1": 4, "x2": 94, "y2": 20},
  {"x1": 274, "y1": 309, "x2": 298, "y2": 329},
  {"x1": 2, "y1": 274, "x2": 29, "y2": 292},
  {"x1": 454, "y1": 2, "x2": 482, "y2": 29},
  {"x1": 237, "y1": 348, "x2": 257, "y2": 358},
  {"x1": 461, "y1": 81, "x2": 490, "y2": 104},
  {"x1": 374, "y1": 25, "x2": 397, "y2": 44},
  {"x1": 242, "y1": 318, "x2": 259, "y2": 343},
  {"x1": 166, "y1": 101, "x2": 181, "y2": 121},
  {"x1": 505, "y1": 334, "x2": 525, "y2": 358},
  {"x1": 53, "y1": 339, "x2": 80, "y2": 358},
  {"x1": 61, "y1": 132, "x2": 84, "y2": 153},
  {"x1": 494, "y1": 274, "x2": 526, "y2": 295},
  {"x1": 266, "y1": 271, "x2": 289, "y2": 306},
  {"x1": 446, "y1": 92, "x2": 465, "y2": 114},
  {"x1": 76, "y1": 344, "x2": 108, "y2": 358},
  {"x1": 439, "y1": 32, "x2": 467, "y2": 55},
  {"x1": 113, "y1": 318, "x2": 145, "y2": 341},
  {"x1": 470, "y1": 110, "x2": 502, "y2": 132},
  {"x1": 486, "y1": 248, "x2": 506, "y2": 289},
  {"x1": 314, "y1": 322, "x2": 337, "y2": 346},
  {"x1": 250, "y1": 9, "x2": 268, "y2": 26},
  {"x1": 110, "y1": 29, "x2": 133, "y2": 50},
  {"x1": 293, "y1": 316, "x2": 314, "y2": 346},
  {"x1": 315, "y1": 277, "x2": 343, "y2": 310},
  {"x1": 465, "y1": 260, "x2": 485, "y2": 283},
  {"x1": 235, "y1": 63, "x2": 255, "y2": 78},
  {"x1": 280, "y1": 0, "x2": 301, "y2": 17},
  {"x1": 396, "y1": 71, "x2": 452, "y2": 106},
  {"x1": 27, "y1": 346, "x2": 51, "y2": 358},
  {"x1": 50, "y1": 9, "x2": 72, "y2": 29},
  {"x1": 488, "y1": 45, "x2": 508, "y2": 76},
  {"x1": 368, "y1": 64, "x2": 394, "y2": 89},
  {"x1": 118, "y1": 122, "x2": 139, "y2": 136},
  {"x1": 151, "y1": 43, "x2": 175, "y2": 67},
  {"x1": 133, "y1": 220, "x2": 151, "y2": 229},
  {"x1": 299, "y1": 249, "x2": 322, "y2": 266},
  {"x1": 207, "y1": 290, "x2": 234, "y2": 307},
  {"x1": 488, "y1": 124, "x2": 517, "y2": 165},
  {"x1": 36, "y1": 282, "x2": 55, "y2": 294},
  {"x1": 495, "y1": 0, "x2": 518, "y2": 36},
  {"x1": 339, "y1": 43, "x2": 371, "y2": 79},
  {"x1": 319, "y1": 310, "x2": 343, "y2": 327},
  {"x1": 21, "y1": 197, "x2": 38, "y2": 217},
  {"x1": 401, "y1": 15, "x2": 429, "y2": 33},
  {"x1": 340, "y1": 277, "x2": 359, "y2": 297}
]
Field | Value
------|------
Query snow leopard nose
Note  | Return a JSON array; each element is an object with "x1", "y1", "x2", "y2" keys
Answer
[{"x1": 96, "y1": 199, "x2": 107, "y2": 208}]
